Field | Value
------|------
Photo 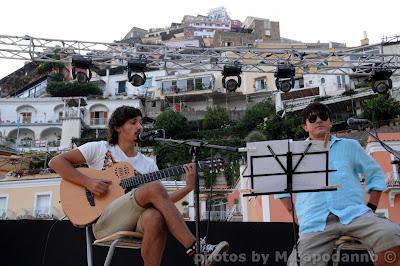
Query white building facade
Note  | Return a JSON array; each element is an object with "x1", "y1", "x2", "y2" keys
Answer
[{"x1": 0, "y1": 97, "x2": 143, "y2": 151}]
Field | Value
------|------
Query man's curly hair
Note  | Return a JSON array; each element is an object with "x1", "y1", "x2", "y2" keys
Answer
[{"x1": 107, "y1": 106, "x2": 142, "y2": 145}]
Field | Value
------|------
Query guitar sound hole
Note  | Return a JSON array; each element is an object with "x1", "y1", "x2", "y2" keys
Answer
[{"x1": 114, "y1": 167, "x2": 130, "y2": 178}]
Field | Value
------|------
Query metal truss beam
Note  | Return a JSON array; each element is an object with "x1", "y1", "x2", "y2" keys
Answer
[{"x1": 1, "y1": 34, "x2": 400, "y2": 76}]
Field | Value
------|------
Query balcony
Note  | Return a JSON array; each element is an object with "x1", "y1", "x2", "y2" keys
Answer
[
  {"x1": 227, "y1": 204, "x2": 243, "y2": 221},
  {"x1": 182, "y1": 206, "x2": 190, "y2": 220},
  {"x1": 90, "y1": 118, "x2": 107, "y2": 126},
  {"x1": 0, "y1": 120, "x2": 62, "y2": 126},
  {"x1": 16, "y1": 207, "x2": 63, "y2": 220},
  {"x1": 201, "y1": 210, "x2": 228, "y2": 221},
  {"x1": 387, "y1": 179, "x2": 400, "y2": 189},
  {"x1": 0, "y1": 209, "x2": 7, "y2": 219},
  {"x1": 386, "y1": 179, "x2": 400, "y2": 207},
  {"x1": 18, "y1": 139, "x2": 60, "y2": 148},
  {"x1": 16, "y1": 208, "x2": 34, "y2": 219},
  {"x1": 34, "y1": 209, "x2": 53, "y2": 219}
]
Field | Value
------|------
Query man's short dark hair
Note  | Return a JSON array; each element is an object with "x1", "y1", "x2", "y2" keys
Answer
[
  {"x1": 301, "y1": 102, "x2": 333, "y2": 125},
  {"x1": 108, "y1": 106, "x2": 142, "y2": 145}
]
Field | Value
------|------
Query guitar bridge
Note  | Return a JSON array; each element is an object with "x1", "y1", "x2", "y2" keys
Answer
[{"x1": 85, "y1": 188, "x2": 95, "y2": 206}]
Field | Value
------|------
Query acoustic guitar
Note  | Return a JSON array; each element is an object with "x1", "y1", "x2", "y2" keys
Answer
[{"x1": 60, "y1": 159, "x2": 226, "y2": 226}]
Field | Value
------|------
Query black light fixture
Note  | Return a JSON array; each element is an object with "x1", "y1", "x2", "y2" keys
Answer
[
  {"x1": 222, "y1": 64, "x2": 242, "y2": 92},
  {"x1": 370, "y1": 64, "x2": 393, "y2": 94},
  {"x1": 128, "y1": 57, "x2": 147, "y2": 87},
  {"x1": 275, "y1": 63, "x2": 295, "y2": 93},
  {"x1": 72, "y1": 55, "x2": 92, "y2": 83}
]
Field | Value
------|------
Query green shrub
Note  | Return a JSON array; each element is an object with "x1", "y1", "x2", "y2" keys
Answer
[{"x1": 47, "y1": 81, "x2": 102, "y2": 97}]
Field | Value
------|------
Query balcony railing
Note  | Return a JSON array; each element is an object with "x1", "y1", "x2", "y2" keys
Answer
[
  {"x1": 0, "y1": 119, "x2": 62, "y2": 125},
  {"x1": 182, "y1": 206, "x2": 190, "y2": 220},
  {"x1": 16, "y1": 208, "x2": 34, "y2": 219},
  {"x1": 18, "y1": 139, "x2": 60, "y2": 148},
  {"x1": 90, "y1": 118, "x2": 107, "y2": 125},
  {"x1": 16, "y1": 207, "x2": 62, "y2": 220},
  {"x1": 0, "y1": 209, "x2": 7, "y2": 219},
  {"x1": 227, "y1": 204, "x2": 242, "y2": 221},
  {"x1": 201, "y1": 210, "x2": 227, "y2": 221},
  {"x1": 387, "y1": 179, "x2": 400, "y2": 189},
  {"x1": 34, "y1": 209, "x2": 52, "y2": 219}
]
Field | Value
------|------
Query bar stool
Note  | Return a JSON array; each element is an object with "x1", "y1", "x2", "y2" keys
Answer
[
  {"x1": 333, "y1": 236, "x2": 375, "y2": 266},
  {"x1": 86, "y1": 226, "x2": 143, "y2": 266}
]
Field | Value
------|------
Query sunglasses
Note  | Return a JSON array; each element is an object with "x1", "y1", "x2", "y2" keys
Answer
[{"x1": 307, "y1": 112, "x2": 329, "y2": 123}]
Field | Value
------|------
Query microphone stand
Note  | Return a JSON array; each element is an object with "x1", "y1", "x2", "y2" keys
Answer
[
  {"x1": 357, "y1": 125, "x2": 400, "y2": 162},
  {"x1": 154, "y1": 137, "x2": 238, "y2": 265}
]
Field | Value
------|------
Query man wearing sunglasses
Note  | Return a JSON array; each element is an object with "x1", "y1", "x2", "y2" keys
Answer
[{"x1": 276, "y1": 102, "x2": 400, "y2": 266}]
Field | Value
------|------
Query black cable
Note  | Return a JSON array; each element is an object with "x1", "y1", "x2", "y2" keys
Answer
[{"x1": 41, "y1": 215, "x2": 67, "y2": 266}]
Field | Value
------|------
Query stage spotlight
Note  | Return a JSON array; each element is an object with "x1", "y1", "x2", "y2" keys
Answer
[
  {"x1": 72, "y1": 55, "x2": 92, "y2": 83},
  {"x1": 370, "y1": 65, "x2": 393, "y2": 94},
  {"x1": 275, "y1": 63, "x2": 295, "y2": 93},
  {"x1": 222, "y1": 64, "x2": 242, "y2": 92},
  {"x1": 128, "y1": 58, "x2": 147, "y2": 87}
]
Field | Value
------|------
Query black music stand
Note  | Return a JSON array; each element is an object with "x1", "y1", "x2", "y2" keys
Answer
[{"x1": 242, "y1": 139, "x2": 337, "y2": 265}]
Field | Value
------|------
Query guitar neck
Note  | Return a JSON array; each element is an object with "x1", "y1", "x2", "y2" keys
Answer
[{"x1": 120, "y1": 165, "x2": 187, "y2": 189}]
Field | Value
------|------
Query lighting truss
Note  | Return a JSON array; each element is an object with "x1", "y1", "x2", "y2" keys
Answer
[{"x1": 0, "y1": 34, "x2": 400, "y2": 75}]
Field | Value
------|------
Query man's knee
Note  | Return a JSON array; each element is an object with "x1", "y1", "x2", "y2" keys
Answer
[
  {"x1": 141, "y1": 208, "x2": 165, "y2": 231},
  {"x1": 145, "y1": 182, "x2": 168, "y2": 198}
]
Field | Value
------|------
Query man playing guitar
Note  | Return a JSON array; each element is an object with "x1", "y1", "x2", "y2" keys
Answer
[{"x1": 49, "y1": 105, "x2": 229, "y2": 266}]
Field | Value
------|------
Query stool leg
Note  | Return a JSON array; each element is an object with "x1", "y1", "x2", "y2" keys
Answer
[
  {"x1": 86, "y1": 226, "x2": 93, "y2": 266},
  {"x1": 104, "y1": 239, "x2": 122, "y2": 266},
  {"x1": 333, "y1": 244, "x2": 344, "y2": 266},
  {"x1": 367, "y1": 249, "x2": 375, "y2": 263}
]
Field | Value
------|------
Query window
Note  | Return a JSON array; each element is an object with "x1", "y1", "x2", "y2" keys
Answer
[
  {"x1": 171, "y1": 81, "x2": 177, "y2": 93},
  {"x1": 117, "y1": 81, "x2": 126, "y2": 94},
  {"x1": 337, "y1": 76, "x2": 342, "y2": 89},
  {"x1": 202, "y1": 77, "x2": 212, "y2": 90},
  {"x1": 255, "y1": 79, "x2": 266, "y2": 91},
  {"x1": 336, "y1": 75, "x2": 345, "y2": 89},
  {"x1": 162, "y1": 81, "x2": 172, "y2": 94},
  {"x1": 391, "y1": 154, "x2": 400, "y2": 180},
  {"x1": 321, "y1": 78, "x2": 326, "y2": 85},
  {"x1": 0, "y1": 195, "x2": 8, "y2": 219},
  {"x1": 187, "y1": 79, "x2": 194, "y2": 91},
  {"x1": 34, "y1": 193, "x2": 51, "y2": 217},
  {"x1": 58, "y1": 111, "x2": 63, "y2": 121},
  {"x1": 177, "y1": 80, "x2": 188, "y2": 92},
  {"x1": 143, "y1": 77, "x2": 153, "y2": 89},
  {"x1": 224, "y1": 41, "x2": 232, "y2": 47},
  {"x1": 195, "y1": 78, "x2": 203, "y2": 90},
  {"x1": 20, "y1": 112, "x2": 32, "y2": 123},
  {"x1": 299, "y1": 78, "x2": 305, "y2": 88},
  {"x1": 146, "y1": 91, "x2": 155, "y2": 98},
  {"x1": 90, "y1": 111, "x2": 108, "y2": 125}
]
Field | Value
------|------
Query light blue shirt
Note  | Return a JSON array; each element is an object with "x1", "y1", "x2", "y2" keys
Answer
[{"x1": 275, "y1": 136, "x2": 387, "y2": 235}]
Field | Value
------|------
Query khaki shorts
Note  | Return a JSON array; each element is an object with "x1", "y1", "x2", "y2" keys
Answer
[
  {"x1": 93, "y1": 190, "x2": 145, "y2": 240},
  {"x1": 287, "y1": 211, "x2": 400, "y2": 266}
]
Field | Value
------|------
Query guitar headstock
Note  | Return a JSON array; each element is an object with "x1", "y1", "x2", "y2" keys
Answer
[{"x1": 198, "y1": 157, "x2": 228, "y2": 171}]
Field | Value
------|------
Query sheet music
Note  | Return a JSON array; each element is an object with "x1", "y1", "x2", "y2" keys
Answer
[{"x1": 243, "y1": 139, "x2": 330, "y2": 194}]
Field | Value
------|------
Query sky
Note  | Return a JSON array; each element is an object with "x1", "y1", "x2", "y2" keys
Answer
[{"x1": 0, "y1": 0, "x2": 399, "y2": 79}]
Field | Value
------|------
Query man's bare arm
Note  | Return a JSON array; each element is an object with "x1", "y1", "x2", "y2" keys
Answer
[{"x1": 49, "y1": 149, "x2": 110, "y2": 196}]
